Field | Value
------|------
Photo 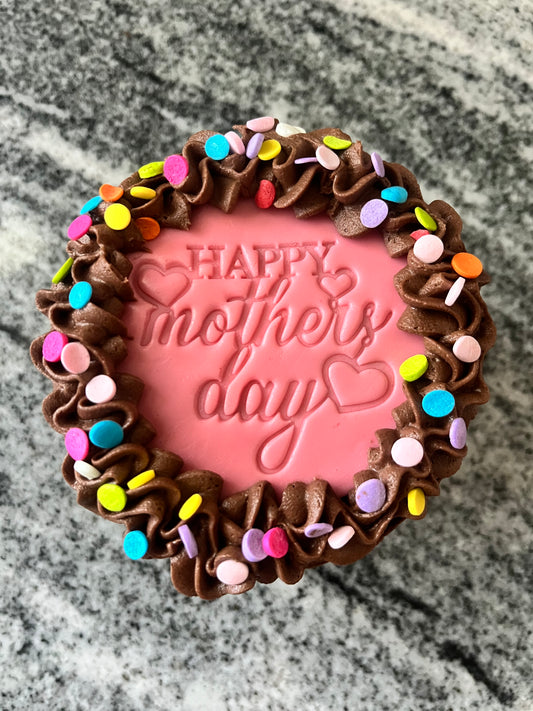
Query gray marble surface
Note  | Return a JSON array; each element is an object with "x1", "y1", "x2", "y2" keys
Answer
[{"x1": 1, "y1": 1, "x2": 532, "y2": 709}]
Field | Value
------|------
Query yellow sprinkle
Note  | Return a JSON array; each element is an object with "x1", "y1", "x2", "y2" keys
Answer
[
  {"x1": 407, "y1": 488, "x2": 426, "y2": 516},
  {"x1": 414, "y1": 207, "x2": 437, "y2": 232},
  {"x1": 323, "y1": 135, "x2": 352, "y2": 151},
  {"x1": 399, "y1": 354, "x2": 429, "y2": 382},
  {"x1": 127, "y1": 469, "x2": 156, "y2": 489},
  {"x1": 130, "y1": 186, "x2": 157, "y2": 200},
  {"x1": 97, "y1": 483, "x2": 127, "y2": 512},
  {"x1": 178, "y1": 493, "x2": 202, "y2": 520},
  {"x1": 138, "y1": 161, "x2": 164, "y2": 179},
  {"x1": 52, "y1": 257, "x2": 73, "y2": 284},
  {"x1": 257, "y1": 139, "x2": 281, "y2": 161},
  {"x1": 104, "y1": 203, "x2": 131, "y2": 231}
]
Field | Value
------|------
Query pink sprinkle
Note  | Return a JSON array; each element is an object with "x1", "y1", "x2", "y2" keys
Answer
[
  {"x1": 216, "y1": 559, "x2": 250, "y2": 586},
  {"x1": 262, "y1": 527, "x2": 289, "y2": 558},
  {"x1": 360, "y1": 198, "x2": 389, "y2": 228},
  {"x1": 225, "y1": 130, "x2": 245, "y2": 155},
  {"x1": 410, "y1": 229, "x2": 430, "y2": 241},
  {"x1": 328, "y1": 525, "x2": 355, "y2": 550},
  {"x1": 315, "y1": 144, "x2": 341, "y2": 171},
  {"x1": 42, "y1": 331, "x2": 68, "y2": 362},
  {"x1": 67, "y1": 214, "x2": 92, "y2": 240},
  {"x1": 391, "y1": 437, "x2": 424, "y2": 467},
  {"x1": 163, "y1": 154, "x2": 189, "y2": 185},
  {"x1": 60, "y1": 342, "x2": 91, "y2": 374},
  {"x1": 246, "y1": 116, "x2": 275, "y2": 133},
  {"x1": 65, "y1": 427, "x2": 89, "y2": 460},
  {"x1": 371, "y1": 151, "x2": 385, "y2": 177},
  {"x1": 445, "y1": 277, "x2": 466, "y2": 307},
  {"x1": 255, "y1": 179, "x2": 276, "y2": 209},
  {"x1": 413, "y1": 234, "x2": 444, "y2": 264},
  {"x1": 85, "y1": 374, "x2": 116, "y2": 404}
]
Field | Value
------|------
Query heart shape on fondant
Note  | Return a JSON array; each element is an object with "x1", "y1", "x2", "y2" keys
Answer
[
  {"x1": 318, "y1": 269, "x2": 356, "y2": 299},
  {"x1": 135, "y1": 261, "x2": 191, "y2": 307},
  {"x1": 323, "y1": 354, "x2": 393, "y2": 413}
]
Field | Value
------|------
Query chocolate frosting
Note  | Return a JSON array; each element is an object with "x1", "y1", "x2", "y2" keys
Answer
[{"x1": 31, "y1": 123, "x2": 495, "y2": 599}]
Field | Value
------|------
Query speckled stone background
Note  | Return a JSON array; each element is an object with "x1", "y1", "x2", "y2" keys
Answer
[{"x1": 1, "y1": 1, "x2": 532, "y2": 709}]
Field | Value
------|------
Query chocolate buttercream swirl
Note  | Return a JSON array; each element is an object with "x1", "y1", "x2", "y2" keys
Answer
[{"x1": 31, "y1": 121, "x2": 495, "y2": 599}]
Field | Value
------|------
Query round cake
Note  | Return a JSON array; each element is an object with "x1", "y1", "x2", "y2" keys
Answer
[{"x1": 31, "y1": 117, "x2": 495, "y2": 599}]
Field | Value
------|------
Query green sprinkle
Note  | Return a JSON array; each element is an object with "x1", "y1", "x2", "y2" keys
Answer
[
  {"x1": 414, "y1": 207, "x2": 437, "y2": 232},
  {"x1": 138, "y1": 161, "x2": 164, "y2": 179},
  {"x1": 399, "y1": 354, "x2": 429, "y2": 382},
  {"x1": 52, "y1": 257, "x2": 74, "y2": 284}
]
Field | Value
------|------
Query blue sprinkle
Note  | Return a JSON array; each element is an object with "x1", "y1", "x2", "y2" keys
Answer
[
  {"x1": 80, "y1": 195, "x2": 102, "y2": 215},
  {"x1": 381, "y1": 186, "x2": 408, "y2": 204},
  {"x1": 205, "y1": 134, "x2": 230, "y2": 160},
  {"x1": 123, "y1": 530, "x2": 148, "y2": 560},
  {"x1": 69, "y1": 281, "x2": 92, "y2": 309},
  {"x1": 422, "y1": 390, "x2": 455, "y2": 418},
  {"x1": 89, "y1": 420, "x2": 124, "y2": 448}
]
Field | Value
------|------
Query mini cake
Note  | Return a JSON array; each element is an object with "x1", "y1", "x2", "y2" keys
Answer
[{"x1": 31, "y1": 117, "x2": 495, "y2": 599}]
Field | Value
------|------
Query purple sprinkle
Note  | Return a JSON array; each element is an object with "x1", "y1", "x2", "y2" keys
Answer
[
  {"x1": 449, "y1": 417, "x2": 467, "y2": 449},
  {"x1": 371, "y1": 151, "x2": 385, "y2": 177},
  {"x1": 360, "y1": 198, "x2": 389, "y2": 228},
  {"x1": 246, "y1": 132, "x2": 264, "y2": 159},
  {"x1": 294, "y1": 156, "x2": 319, "y2": 164},
  {"x1": 179, "y1": 524, "x2": 198, "y2": 558},
  {"x1": 304, "y1": 522, "x2": 334, "y2": 538},
  {"x1": 355, "y1": 479, "x2": 386, "y2": 513},
  {"x1": 241, "y1": 528, "x2": 267, "y2": 562}
]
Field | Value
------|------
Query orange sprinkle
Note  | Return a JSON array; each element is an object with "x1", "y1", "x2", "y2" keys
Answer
[
  {"x1": 451, "y1": 252, "x2": 483, "y2": 279},
  {"x1": 135, "y1": 217, "x2": 161, "y2": 241},
  {"x1": 99, "y1": 183, "x2": 124, "y2": 203}
]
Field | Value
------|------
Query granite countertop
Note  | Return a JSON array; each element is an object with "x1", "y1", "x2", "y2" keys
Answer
[{"x1": 1, "y1": 1, "x2": 532, "y2": 709}]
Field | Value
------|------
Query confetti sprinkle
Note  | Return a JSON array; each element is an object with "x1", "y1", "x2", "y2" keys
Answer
[
  {"x1": 381, "y1": 186, "x2": 408, "y2": 204},
  {"x1": 97, "y1": 483, "x2": 127, "y2": 512},
  {"x1": 69, "y1": 281, "x2": 92, "y2": 309},
  {"x1": 257, "y1": 138, "x2": 281, "y2": 161},
  {"x1": 138, "y1": 161, "x2": 164, "y2": 179},
  {"x1": 123, "y1": 530, "x2": 148, "y2": 560},
  {"x1": 391, "y1": 437, "x2": 424, "y2": 467},
  {"x1": 60, "y1": 342, "x2": 91, "y2": 374},
  {"x1": 99, "y1": 184, "x2": 123, "y2": 203},
  {"x1": 315, "y1": 144, "x2": 340, "y2": 170},
  {"x1": 67, "y1": 214, "x2": 92, "y2": 240},
  {"x1": 360, "y1": 198, "x2": 389, "y2": 228},
  {"x1": 205, "y1": 134, "x2": 230, "y2": 160},
  {"x1": 371, "y1": 151, "x2": 385, "y2": 177},
  {"x1": 399, "y1": 354, "x2": 428, "y2": 382},
  {"x1": 73, "y1": 460, "x2": 101, "y2": 480},
  {"x1": 422, "y1": 389, "x2": 456, "y2": 418},
  {"x1": 178, "y1": 493, "x2": 202, "y2": 520},
  {"x1": 449, "y1": 418, "x2": 467, "y2": 449},
  {"x1": 304, "y1": 522, "x2": 334, "y2": 538},
  {"x1": 445, "y1": 276, "x2": 466, "y2": 306},
  {"x1": 42, "y1": 331, "x2": 68, "y2": 362},
  {"x1": 52, "y1": 257, "x2": 74, "y2": 284},
  {"x1": 413, "y1": 233, "x2": 444, "y2": 263},
  {"x1": 135, "y1": 216, "x2": 160, "y2": 241},
  {"x1": 246, "y1": 132, "x2": 264, "y2": 159},
  {"x1": 328, "y1": 525, "x2": 355, "y2": 549},
  {"x1": 179, "y1": 524, "x2": 198, "y2": 558},
  {"x1": 130, "y1": 186, "x2": 156, "y2": 200},
  {"x1": 275, "y1": 122, "x2": 305, "y2": 137},
  {"x1": 80, "y1": 195, "x2": 102, "y2": 215},
  {"x1": 225, "y1": 130, "x2": 246, "y2": 155},
  {"x1": 407, "y1": 488, "x2": 426, "y2": 516},
  {"x1": 104, "y1": 203, "x2": 131, "y2": 231},
  {"x1": 414, "y1": 206, "x2": 437, "y2": 231},
  {"x1": 262, "y1": 527, "x2": 289, "y2": 558},
  {"x1": 216, "y1": 559, "x2": 250, "y2": 585},
  {"x1": 85, "y1": 374, "x2": 116, "y2": 404},
  {"x1": 127, "y1": 469, "x2": 155, "y2": 489},
  {"x1": 163, "y1": 154, "x2": 189, "y2": 185},
  {"x1": 241, "y1": 528, "x2": 267, "y2": 562},
  {"x1": 355, "y1": 479, "x2": 386, "y2": 513},
  {"x1": 255, "y1": 179, "x2": 276, "y2": 209},
  {"x1": 89, "y1": 420, "x2": 124, "y2": 449},
  {"x1": 323, "y1": 135, "x2": 352, "y2": 151},
  {"x1": 452, "y1": 335, "x2": 481, "y2": 362},
  {"x1": 451, "y1": 252, "x2": 483, "y2": 279},
  {"x1": 65, "y1": 427, "x2": 89, "y2": 460},
  {"x1": 246, "y1": 116, "x2": 275, "y2": 132}
]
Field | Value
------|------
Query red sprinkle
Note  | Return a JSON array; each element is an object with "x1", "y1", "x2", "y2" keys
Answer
[
  {"x1": 262, "y1": 527, "x2": 289, "y2": 558},
  {"x1": 255, "y1": 179, "x2": 276, "y2": 209},
  {"x1": 410, "y1": 229, "x2": 430, "y2": 241}
]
